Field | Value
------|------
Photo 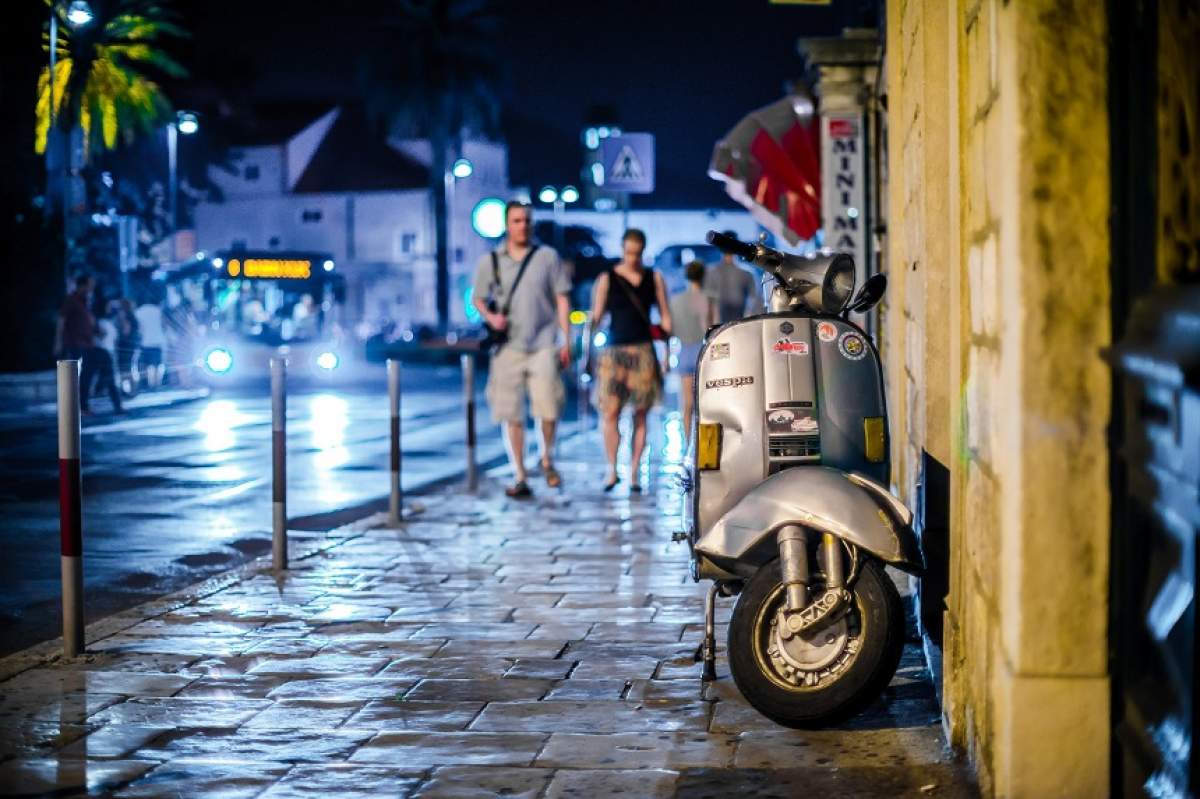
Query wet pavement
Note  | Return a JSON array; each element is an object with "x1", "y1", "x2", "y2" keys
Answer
[
  {"x1": 0, "y1": 425, "x2": 976, "y2": 797},
  {"x1": 0, "y1": 364, "x2": 516, "y2": 656}
]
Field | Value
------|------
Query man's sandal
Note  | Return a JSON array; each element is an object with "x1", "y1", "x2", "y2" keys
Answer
[
  {"x1": 505, "y1": 481, "x2": 533, "y2": 498},
  {"x1": 542, "y1": 462, "x2": 562, "y2": 489}
]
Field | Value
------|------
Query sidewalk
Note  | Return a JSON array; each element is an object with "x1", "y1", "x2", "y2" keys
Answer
[
  {"x1": 0, "y1": 386, "x2": 210, "y2": 422},
  {"x1": 0, "y1": 431, "x2": 976, "y2": 798}
]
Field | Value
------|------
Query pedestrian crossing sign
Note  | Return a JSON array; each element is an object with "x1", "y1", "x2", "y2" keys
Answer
[{"x1": 601, "y1": 133, "x2": 655, "y2": 194}]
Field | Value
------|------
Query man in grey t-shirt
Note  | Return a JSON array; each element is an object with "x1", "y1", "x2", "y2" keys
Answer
[
  {"x1": 471, "y1": 201, "x2": 572, "y2": 497},
  {"x1": 704, "y1": 230, "x2": 763, "y2": 323}
]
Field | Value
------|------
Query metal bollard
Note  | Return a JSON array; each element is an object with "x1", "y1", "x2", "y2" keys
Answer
[
  {"x1": 270, "y1": 357, "x2": 287, "y2": 570},
  {"x1": 57, "y1": 361, "x2": 84, "y2": 658},
  {"x1": 462, "y1": 354, "x2": 477, "y2": 491},
  {"x1": 387, "y1": 359, "x2": 403, "y2": 524}
]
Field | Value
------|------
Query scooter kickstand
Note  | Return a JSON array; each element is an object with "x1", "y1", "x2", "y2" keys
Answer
[{"x1": 702, "y1": 581, "x2": 720, "y2": 682}]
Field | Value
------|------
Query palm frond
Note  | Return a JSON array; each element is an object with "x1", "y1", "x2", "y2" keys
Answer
[{"x1": 33, "y1": 0, "x2": 188, "y2": 157}]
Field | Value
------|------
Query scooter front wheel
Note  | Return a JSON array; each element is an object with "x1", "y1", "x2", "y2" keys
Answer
[{"x1": 727, "y1": 557, "x2": 904, "y2": 728}]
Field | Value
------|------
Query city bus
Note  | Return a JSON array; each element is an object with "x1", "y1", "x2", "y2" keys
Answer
[{"x1": 164, "y1": 250, "x2": 354, "y2": 385}]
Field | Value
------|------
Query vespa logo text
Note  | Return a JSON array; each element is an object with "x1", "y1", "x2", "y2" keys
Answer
[{"x1": 705, "y1": 376, "x2": 754, "y2": 390}]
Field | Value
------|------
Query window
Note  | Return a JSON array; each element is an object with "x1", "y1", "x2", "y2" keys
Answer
[
  {"x1": 244, "y1": 164, "x2": 260, "y2": 181},
  {"x1": 301, "y1": 209, "x2": 323, "y2": 224}
]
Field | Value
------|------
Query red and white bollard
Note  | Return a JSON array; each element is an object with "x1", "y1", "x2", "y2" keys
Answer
[
  {"x1": 387, "y1": 358, "x2": 403, "y2": 525},
  {"x1": 271, "y1": 357, "x2": 287, "y2": 571},
  {"x1": 57, "y1": 360, "x2": 84, "y2": 657}
]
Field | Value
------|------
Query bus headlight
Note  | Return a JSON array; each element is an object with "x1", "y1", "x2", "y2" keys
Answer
[
  {"x1": 316, "y1": 351, "x2": 340, "y2": 371},
  {"x1": 204, "y1": 348, "x2": 234, "y2": 374}
]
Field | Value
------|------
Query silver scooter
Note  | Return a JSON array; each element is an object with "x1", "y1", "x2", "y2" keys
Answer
[{"x1": 680, "y1": 231, "x2": 923, "y2": 728}]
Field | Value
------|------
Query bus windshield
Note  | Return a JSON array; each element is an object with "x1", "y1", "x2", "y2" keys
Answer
[{"x1": 166, "y1": 253, "x2": 345, "y2": 347}]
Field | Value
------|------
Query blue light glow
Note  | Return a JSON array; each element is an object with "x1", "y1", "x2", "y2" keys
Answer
[{"x1": 204, "y1": 348, "x2": 233, "y2": 374}]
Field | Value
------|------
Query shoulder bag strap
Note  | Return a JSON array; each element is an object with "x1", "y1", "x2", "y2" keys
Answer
[{"x1": 499, "y1": 247, "x2": 539, "y2": 316}]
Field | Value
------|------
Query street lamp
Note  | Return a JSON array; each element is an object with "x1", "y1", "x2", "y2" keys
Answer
[
  {"x1": 537, "y1": 185, "x2": 579, "y2": 252},
  {"x1": 47, "y1": 1, "x2": 94, "y2": 290},
  {"x1": 65, "y1": 1, "x2": 94, "y2": 26},
  {"x1": 444, "y1": 155, "x2": 474, "y2": 327},
  {"x1": 167, "y1": 110, "x2": 199, "y2": 256}
]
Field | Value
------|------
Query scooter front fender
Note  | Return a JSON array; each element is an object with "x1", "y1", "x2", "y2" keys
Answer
[{"x1": 694, "y1": 467, "x2": 924, "y2": 578}]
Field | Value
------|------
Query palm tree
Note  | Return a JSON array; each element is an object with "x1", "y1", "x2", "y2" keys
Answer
[
  {"x1": 35, "y1": 0, "x2": 188, "y2": 159},
  {"x1": 363, "y1": 0, "x2": 503, "y2": 331}
]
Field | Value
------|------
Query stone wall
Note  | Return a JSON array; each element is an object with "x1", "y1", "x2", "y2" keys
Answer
[{"x1": 884, "y1": 1, "x2": 1111, "y2": 795}]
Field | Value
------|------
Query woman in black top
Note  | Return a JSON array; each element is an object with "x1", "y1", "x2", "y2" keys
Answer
[{"x1": 588, "y1": 229, "x2": 673, "y2": 492}]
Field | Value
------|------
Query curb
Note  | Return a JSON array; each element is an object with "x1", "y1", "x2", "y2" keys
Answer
[
  {"x1": 0, "y1": 510, "x2": 396, "y2": 683},
  {"x1": 0, "y1": 426, "x2": 589, "y2": 683}
]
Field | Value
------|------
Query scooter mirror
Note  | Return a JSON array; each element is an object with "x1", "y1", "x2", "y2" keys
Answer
[{"x1": 847, "y1": 274, "x2": 888, "y2": 315}]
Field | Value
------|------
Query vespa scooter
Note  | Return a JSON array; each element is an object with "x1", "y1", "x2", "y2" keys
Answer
[{"x1": 680, "y1": 231, "x2": 923, "y2": 727}]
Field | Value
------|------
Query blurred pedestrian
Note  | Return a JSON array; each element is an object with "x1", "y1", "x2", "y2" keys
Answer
[
  {"x1": 89, "y1": 302, "x2": 124, "y2": 413},
  {"x1": 705, "y1": 230, "x2": 762, "y2": 323},
  {"x1": 54, "y1": 273, "x2": 119, "y2": 414},
  {"x1": 135, "y1": 297, "x2": 166, "y2": 389},
  {"x1": 588, "y1": 229, "x2": 672, "y2": 493},
  {"x1": 55, "y1": 273, "x2": 95, "y2": 363},
  {"x1": 471, "y1": 200, "x2": 573, "y2": 498},
  {"x1": 669, "y1": 259, "x2": 713, "y2": 435},
  {"x1": 114, "y1": 298, "x2": 140, "y2": 394}
]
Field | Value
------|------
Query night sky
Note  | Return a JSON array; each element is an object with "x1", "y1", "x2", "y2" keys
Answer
[{"x1": 166, "y1": 0, "x2": 876, "y2": 207}]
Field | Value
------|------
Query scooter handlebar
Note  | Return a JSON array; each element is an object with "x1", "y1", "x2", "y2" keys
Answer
[{"x1": 706, "y1": 230, "x2": 759, "y2": 262}]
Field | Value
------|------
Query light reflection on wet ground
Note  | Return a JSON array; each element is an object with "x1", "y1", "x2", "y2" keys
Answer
[
  {"x1": 0, "y1": 431, "x2": 975, "y2": 797},
  {"x1": 0, "y1": 367, "x2": 508, "y2": 656}
]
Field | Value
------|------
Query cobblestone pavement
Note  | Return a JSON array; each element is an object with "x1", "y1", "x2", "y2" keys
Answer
[{"x1": 0, "y1": 431, "x2": 976, "y2": 797}]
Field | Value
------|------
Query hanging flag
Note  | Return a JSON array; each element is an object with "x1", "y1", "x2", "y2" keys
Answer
[{"x1": 708, "y1": 94, "x2": 821, "y2": 244}]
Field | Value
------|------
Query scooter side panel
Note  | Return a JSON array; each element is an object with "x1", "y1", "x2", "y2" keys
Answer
[
  {"x1": 813, "y1": 319, "x2": 888, "y2": 485},
  {"x1": 695, "y1": 466, "x2": 924, "y2": 574},
  {"x1": 695, "y1": 321, "x2": 769, "y2": 535}
]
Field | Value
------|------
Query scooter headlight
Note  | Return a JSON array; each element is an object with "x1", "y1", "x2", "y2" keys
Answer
[
  {"x1": 204, "y1": 348, "x2": 234, "y2": 374},
  {"x1": 315, "y1": 351, "x2": 340, "y2": 371},
  {"x1": 821, "y1": 255, "x2": 857, "y2": 315}
]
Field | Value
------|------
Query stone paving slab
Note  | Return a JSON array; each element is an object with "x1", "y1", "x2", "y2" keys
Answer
[{"x1": 0, "y1": 433, "x2": 976, "y2": 797}]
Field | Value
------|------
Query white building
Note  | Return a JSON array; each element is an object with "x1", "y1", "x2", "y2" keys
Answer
[{"x1": 194, "y1": 106, "x2": 510, "y2": 329}]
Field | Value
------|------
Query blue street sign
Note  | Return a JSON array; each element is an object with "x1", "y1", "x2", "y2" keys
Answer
[{"x1": 601, "y1": 133, "x2": 655, "y2": 194}]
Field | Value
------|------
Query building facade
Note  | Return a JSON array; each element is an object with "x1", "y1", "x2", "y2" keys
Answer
[{"x1": 194, "y1": 107, "x2": 510, "y2": 330}]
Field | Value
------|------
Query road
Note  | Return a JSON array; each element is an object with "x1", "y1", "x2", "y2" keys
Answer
[{"x1": 0, "y1": 363, "x2": 542, "y2": 656}]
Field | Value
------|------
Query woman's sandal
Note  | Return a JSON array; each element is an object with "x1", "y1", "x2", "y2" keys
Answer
[
  {"x1": 505, "y1": 481, "x2": 533, "y2": 499},
  {"x1": 542, "y1": 461, "x2": 563, "y2": 489},
  {"x1": 603, "y1": 476, "x2": 621, "y2": 493},
  {"x1": 630, "y1": 483, "x2": 643, "y2": 494}
]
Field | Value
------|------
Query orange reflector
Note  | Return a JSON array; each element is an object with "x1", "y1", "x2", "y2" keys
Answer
[
  {"x1": 697, "y1": 423, "x2": 722, "y2": 470},
  {"x1": 864, "y1": 417, "x2": 886, "y2": 462}
]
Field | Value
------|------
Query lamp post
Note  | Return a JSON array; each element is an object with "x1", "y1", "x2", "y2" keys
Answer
[
  {"x1": 444, "y1": 157, "x2": 473, "y2": 327},
  {"x1": 47, "y1": 1, "x2": 93, "y2": 291},
  {"x1": 167, "y1": 110, "x2": 198, "y2": 261}
]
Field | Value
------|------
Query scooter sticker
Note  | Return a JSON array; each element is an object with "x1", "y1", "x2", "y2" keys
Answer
[
  {"x1": 816, "y1": 321, "x2": 838, "y2": 343},
  {"x1": 705, "y1": 375, "x2": 754, "y2": 389},
  {"x1": 779, "y1": 321, "x2": 795, "y2": 335},
  {"x1": 767, "y1": 408, "x2": 819, "y2": 434},
  {"x1": 709, "y1": 343, "x2": 730, "y2": 361},
  {"x1": 838, "y1": 331, "x2": 867, "y2": 361},
  {"x1": 772, "y1": 338, "x2": 810, "y2": 356}
]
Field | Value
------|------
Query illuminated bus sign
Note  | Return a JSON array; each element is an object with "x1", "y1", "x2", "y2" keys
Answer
[{"x1": 226, "y1": 258, "x2": 312, "y2": 279}]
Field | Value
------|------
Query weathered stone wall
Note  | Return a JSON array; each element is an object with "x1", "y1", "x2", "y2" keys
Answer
[
  {"x1": 884, "y1": 0, "x2": 1111, "y2": 795},
  {"x1": 1159, "y1": 0, "x2": 1200, "y2": 283}
]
